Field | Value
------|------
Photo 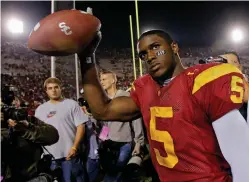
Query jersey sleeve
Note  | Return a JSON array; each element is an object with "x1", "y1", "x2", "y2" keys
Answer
[
  {"x1": 192, "y1": 63, "x2": 244, "y2": 122},
  {"x1": 130, "y1": 81, "x2": 141, "y2": 109}
]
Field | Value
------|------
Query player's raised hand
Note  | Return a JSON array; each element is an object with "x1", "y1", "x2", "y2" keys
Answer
[{"x1": 78, "y1": 7, "x2": 102, "y2": 58}]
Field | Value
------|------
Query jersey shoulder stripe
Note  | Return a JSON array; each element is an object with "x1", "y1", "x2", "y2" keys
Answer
[{"x1": 192, "y1": 63, "x2": 242, "y2": 94}]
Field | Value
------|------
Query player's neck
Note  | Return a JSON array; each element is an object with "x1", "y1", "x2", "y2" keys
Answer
[
  {"x1": 107, "y1": 86, "x2": 118, "y2": 98},
  {"x1": 172, "y1": 63, "x2": 185, "y2": 77},
  {"x1": 50, "y1": 97, "x2": 64, "y2": 104},
  {"x1": 156, "y1": 61, "x2": 185, "y2": 85}
]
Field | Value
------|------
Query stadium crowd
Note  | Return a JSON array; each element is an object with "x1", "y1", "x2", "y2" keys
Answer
[
  {"x1": 2, "y1": 41, "x2": 249, "y2": 104},
  {"x1": 2, "y1": 40, "x2": 249, "y2": 118}
]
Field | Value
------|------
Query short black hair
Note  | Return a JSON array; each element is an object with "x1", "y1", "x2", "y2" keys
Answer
[
  {"x1": 138, "y1": 30, "x2": 174, "y2": 45},
  {"x1": 224, "y1": 51, "x2": 241, "y2": 63}
]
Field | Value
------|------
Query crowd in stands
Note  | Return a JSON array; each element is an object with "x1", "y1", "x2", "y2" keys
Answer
[{"x1": 2, "y1": 40, "x2": 249, "y2": 106}]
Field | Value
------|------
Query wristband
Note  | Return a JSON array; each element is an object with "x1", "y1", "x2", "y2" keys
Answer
[
  {"x1": 72, "y1": 146, "x2": 77, "y2": 151},
  {"x1": 79, "y1": 53, "x2": 96, "y2": 74},
  {"x1": 82, "y1": 53, "x2": 96, "y2": 64}
]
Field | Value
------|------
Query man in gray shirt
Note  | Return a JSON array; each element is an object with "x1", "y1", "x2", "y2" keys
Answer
[
  {"x1": 99, "y1": 71, "x2": 145, "y2": 182},
  {"x1": 35, "y1": 77, "x2": 88, "y2": 182}
]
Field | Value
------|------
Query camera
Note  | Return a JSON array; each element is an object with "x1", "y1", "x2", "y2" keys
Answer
[
  {"x1": 119, "y1": 154, "x2": 145, "y2": 182},
  {"x1": 78, "y1": 97, "x2": 89, "y2": 108},
  {"x1": 78, "y1": 97, "x2": 91, "y2": 113},
  {"x1": 1, "y1": 86, "x2": 29, "y2": 125},
  {"x1": 119, "y1": 146, "x2": 148, "y2": 182},
  {"x1": 1, "y1": 104, "x2": 28, "y2": 122},
  {"x1": 199, "y1": 56, "x2": 228, "y2": 64},
  {"x1": 37, "y1": 154, "x2": 62, "y2": 182}
]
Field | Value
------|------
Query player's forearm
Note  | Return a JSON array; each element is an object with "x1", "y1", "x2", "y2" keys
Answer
[
  {"x1": 79, "y1": 53, "x2": 141, "y2": 121},
  {"x1": 79, "y1": 55, "x2": 112, "y2": 120},
  {"x1": 73, "y1": 124, "x2": 85, "y2": 149},
  {"x1": 213, "y1": 110, "x2": 249, "y2": 181}
]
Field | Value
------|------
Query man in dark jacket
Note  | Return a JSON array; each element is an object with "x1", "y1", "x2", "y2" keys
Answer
[{"x1": 1, "y1": 116, "x2": 59, "y2": 182}]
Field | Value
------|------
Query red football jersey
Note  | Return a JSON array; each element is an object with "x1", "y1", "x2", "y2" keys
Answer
[{"x1": 130, "y1": 63, "x2": 244, "y2": 182}]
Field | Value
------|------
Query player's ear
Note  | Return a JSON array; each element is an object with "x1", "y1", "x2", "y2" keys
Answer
[
  {"x1": 171, "y1": 42, "x2": 179, "y2": 54},
  {"x1": 112, "y1": 73, "x2": 117, "y2": 84}
]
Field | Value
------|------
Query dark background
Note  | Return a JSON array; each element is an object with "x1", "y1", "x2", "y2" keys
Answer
[{"x1": 2, "y1": 1, "x2": 249, "y2": 48}]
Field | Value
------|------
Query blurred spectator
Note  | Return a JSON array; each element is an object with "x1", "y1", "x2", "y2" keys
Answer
[{"x1": 98, "y1": 70, "x2": 144, "y2": 182}]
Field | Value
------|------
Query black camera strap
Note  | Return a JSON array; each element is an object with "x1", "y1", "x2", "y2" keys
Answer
[
  {"x1": 40, "y1": 146, "x2": 63, "y2": 181},
  {"x1": 41, "y1": 146, "x2": 54, "y2": 159},
  {"x1": 41, "y1": 146, "x2": 60, "y2": 166}
]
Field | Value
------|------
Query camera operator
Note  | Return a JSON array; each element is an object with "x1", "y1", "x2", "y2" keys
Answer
[
  {"x1": 1, "y1": 86, "x2": 59, "y2": 182},
  {"x1": 78, "y1": 96, "x2": 102, "y2": 182}
]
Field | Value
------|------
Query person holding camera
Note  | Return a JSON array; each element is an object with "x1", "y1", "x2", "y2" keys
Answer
[
  {"x1": 35, "y1": 77, "x2": 88, "y2": 182},
  {"x1": 78, "y1": 96, "x2": 102, "y2": 182},
  {"x1": 1, "y1": 89, "x2": 59, "y2": 182}
]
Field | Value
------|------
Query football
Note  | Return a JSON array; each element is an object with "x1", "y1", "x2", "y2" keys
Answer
[{"x1": 27, "y1": 9, "x2": 101, "y2": 56}]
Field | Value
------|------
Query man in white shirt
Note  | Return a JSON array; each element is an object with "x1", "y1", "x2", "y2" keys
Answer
[{"x1": 35, "y1": 77, "x2": 88, "y2": 182}]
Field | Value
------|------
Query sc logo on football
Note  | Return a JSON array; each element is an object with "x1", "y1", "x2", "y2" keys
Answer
[{"x1": 59, "y1": 22, "x2": 72, "y2": 35}]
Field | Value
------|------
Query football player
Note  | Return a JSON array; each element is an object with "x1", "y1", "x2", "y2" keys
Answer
[{"x1": 77, "y1": 8, "x2": 249, "y2": 182}]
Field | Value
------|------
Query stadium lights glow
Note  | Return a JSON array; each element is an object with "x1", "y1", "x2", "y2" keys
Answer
[
  {"x1": 231, "y1": 28, "x2": 243, "y2": 42},
  {"x1": 142, "y1": 28, "x2": 154, "y2": 33},
  {"x1": 142, "y1": 26, "x2": 156, "y2": 33},
  {"x1": 7, "y1": 19, "x2": 23, "y2": 34}
]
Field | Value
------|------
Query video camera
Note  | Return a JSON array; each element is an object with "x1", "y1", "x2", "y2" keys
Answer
[
  {"x1": 78, "y1": 97, "x2": 91, "y2": 113},
  {"x1": 119, "y1": 147, "x2": 148, "y2": 182},
  {"x1": 1, "y1": 86, "x2": 29, "y2": 127},
  {"x1": 199, "y1": 56, "x2": 228, "y2": 64}
]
